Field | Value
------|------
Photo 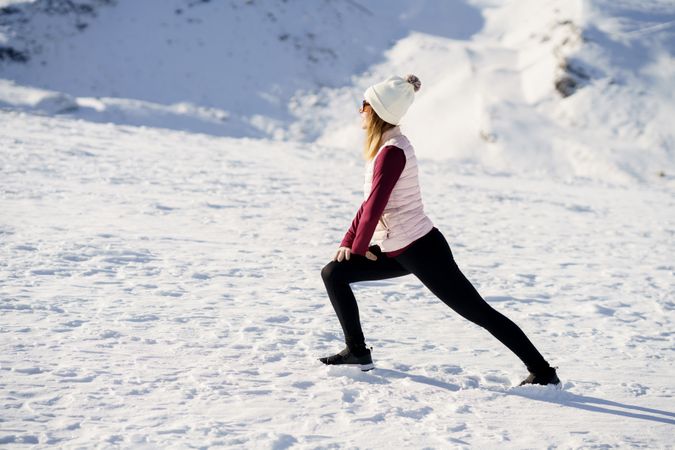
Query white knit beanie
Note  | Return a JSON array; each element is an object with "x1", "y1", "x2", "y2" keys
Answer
[{"x1": 364, "y1": 74, "x2": 421, "y2": 125}]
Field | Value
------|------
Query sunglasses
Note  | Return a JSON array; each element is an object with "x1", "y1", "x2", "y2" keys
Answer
[{"x1": 359, "y1": 99, "x2": 370, "y2": 112}]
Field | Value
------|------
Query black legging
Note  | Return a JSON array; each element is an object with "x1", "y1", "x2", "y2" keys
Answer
[{"x1": 321, "y1": 226, "x2": 550, "y2": 373}]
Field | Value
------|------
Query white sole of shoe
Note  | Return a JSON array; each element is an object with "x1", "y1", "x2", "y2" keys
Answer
[{"x1": 317, "y1": 359, "x2": 375, "y2": 371}]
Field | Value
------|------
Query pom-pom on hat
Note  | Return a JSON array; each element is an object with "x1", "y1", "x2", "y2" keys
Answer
[{"x1": 364, "y1": 74, "x2": 421, "y2": 125}]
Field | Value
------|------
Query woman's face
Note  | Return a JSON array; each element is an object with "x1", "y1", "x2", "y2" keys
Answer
[{"x1": 360, "y1": 101, "x2": 372, "y2": 129}]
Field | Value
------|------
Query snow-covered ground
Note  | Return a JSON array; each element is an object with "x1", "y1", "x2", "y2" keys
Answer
[
  {"x1": 2, "y1": 110, "x2": 673, "y2": 448},
  {"x1": 1, "y1": 0, "x2": 674, "y2": 448}
]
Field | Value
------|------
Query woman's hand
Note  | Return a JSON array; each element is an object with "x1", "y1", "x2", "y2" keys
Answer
[
  {"x1": 334, "y1": 246, "x2": 378, "y2": 262},
  {"x1": 364, "y1": 250, "x2": 378, "y2": 260},
  {"x1": 334, "y1": 247, "x2": 351, "y2": 262}
]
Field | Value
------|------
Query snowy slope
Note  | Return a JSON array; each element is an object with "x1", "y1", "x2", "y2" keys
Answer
[
  {"x1": 1, "y1": 0, "x2": 674, "y2": 182},
  {"x1": 0, "y1": 0, "x2": 483, "y2": 137},
  {"x1": 1, "y1": 109, "x2": 674, "y2": 448},
  {"x1": 305, "y1": 0, "x2": 675, "y2": 184}
]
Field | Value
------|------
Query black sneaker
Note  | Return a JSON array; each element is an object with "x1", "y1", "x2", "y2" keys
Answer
[
  {"x1": 318, "y1": 346, "x2": 374, "y2": 371},
  {"x1": 519, "y1": 366, "x2": 561, "y2": 388}
]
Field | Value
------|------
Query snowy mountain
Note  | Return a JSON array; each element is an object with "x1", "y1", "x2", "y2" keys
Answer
[
  {"x1": 1, "y1": 1, "x2": 674, "y2": 448},
  {"x1": 1, "y1": 0, "x2": 674, "y2": 182}
]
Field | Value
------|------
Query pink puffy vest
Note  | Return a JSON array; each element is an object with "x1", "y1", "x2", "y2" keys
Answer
[{"x1": 364, "y1": 126, "x2": 434, "y2": 252}]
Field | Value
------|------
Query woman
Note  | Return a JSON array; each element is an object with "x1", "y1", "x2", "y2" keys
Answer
[{"x1": 318, "y1": 74, "x2": 560, "y2": 387}]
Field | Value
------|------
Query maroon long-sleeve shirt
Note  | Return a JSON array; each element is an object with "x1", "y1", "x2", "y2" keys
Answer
[{"x1": 340, "y1": 145, "x2": 414, "y2": 258}]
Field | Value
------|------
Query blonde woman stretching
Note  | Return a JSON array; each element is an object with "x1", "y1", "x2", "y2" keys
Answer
[{"x1": 318, "y1": 75, "x2": 560, "y2": 387}]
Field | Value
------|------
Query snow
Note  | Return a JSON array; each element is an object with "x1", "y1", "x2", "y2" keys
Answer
[
  {"x1": 1, "y1": 0, "x2": 674, "y2": 448},
  {"x1": 2, "y1": 109, "x2": 673, "y2": 447}
]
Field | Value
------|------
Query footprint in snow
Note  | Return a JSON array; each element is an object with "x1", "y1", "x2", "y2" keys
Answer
[
  {"x1": 395, "y1": 405, "x2": 433, "y2": 419},
  {"x1": 14, "y1": 245, "x2": 37, "y2": 251},
  {"x1": 291, "y1": 381, "x2": 314, "y2": 389},
  {"x1": 100, "y1": 330, "x2": 122, "y2": 339},
  {"x1": 13, "y1": 367, "x2": 45, "y2": 375},
  {"x1": 191, "y1": 272, "x2": 210, "y2": 280},
  {"x1": 595, "y1": 305, "x2": 615, "y2": 316},
  {"x1": 341, "y1": 388, "x2": 359, "y2": 403},
  {"x1": 124, "y1": 314, "x2": 159, "y2": 322},
  {"x1": 265, "y1": 315, "x2": 289, "y2": 323}
]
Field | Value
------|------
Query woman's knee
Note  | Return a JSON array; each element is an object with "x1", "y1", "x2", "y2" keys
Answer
[{"x1": 321, "y1": 261, "x2": 343, "y2": 283}]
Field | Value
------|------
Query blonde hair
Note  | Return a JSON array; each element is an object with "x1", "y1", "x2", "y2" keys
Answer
[{"x1": 363, "y1": 108, "x2": 395, "y2": 161}]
